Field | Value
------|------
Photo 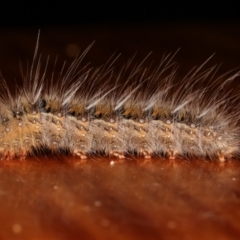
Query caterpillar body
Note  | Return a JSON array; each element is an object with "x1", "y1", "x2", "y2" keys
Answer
[{"x1": 0, "y1": 38, "x2": 240, "y2": 161}]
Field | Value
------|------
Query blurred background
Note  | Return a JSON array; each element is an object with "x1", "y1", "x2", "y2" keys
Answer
[{"x1": 0, "y1": 1, "x2": 240, "y2": 81}]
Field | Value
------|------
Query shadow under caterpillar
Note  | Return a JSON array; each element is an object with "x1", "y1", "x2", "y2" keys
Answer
[{"x1": 0, "y1": 35, "x2": 240, "y2": 161}]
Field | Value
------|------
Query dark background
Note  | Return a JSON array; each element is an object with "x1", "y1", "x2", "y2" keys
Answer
[
  {"x1": 1, "y1": 1, "x2": 240, "y2": 27},
  {"x1": 0, "y1": 1, "x2": 240, "y2": 84}
]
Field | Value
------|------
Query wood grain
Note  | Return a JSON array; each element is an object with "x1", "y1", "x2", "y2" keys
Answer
[
  {"x1": 1, "y1": 157, "x2": 240, "y2": 240},
  {"x1": 0, "y1": 23, "x2": 240, "y2": 239}
]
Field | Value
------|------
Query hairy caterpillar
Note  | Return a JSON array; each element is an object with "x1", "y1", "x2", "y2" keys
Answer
[{"x1": 0, "y1": 36, "x2": 240, "y2": 162}]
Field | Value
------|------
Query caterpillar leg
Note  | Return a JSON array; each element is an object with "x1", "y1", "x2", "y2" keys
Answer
[
  {"x1": 19, "y1": 150, "x2": 28, "y2": 160},
  {"x1": 1, "y1": 150, "x2": 14, "y2": 160},
  {"x1": 141, "y1": 150, "x2": 152, "y2": 159},
  {"x1": 217, "y1": 151, "x2": 233, "y2": 162},
  {"x1": 0, "y1": 149, "x2": 28, "y2": 160},
  {"x1": 109, "y1": 150, "x2": 125, "y2": 159},
  {"x1": 139, "y1": 145, "x2": 152, "y2": 159},
  {"x1": 8, "y1": 150, "x2": 16, "y2": 160},
  {"x1": 217, "y1": 150, "x2": 232, "y2": 162},
  {"x1": 73, "y1": 150, "x2": 87, "y2": 159},
  {"x1": 217, "y1": 154, "x2": 225, "y2": 162},
  {"x1": 118, "y1": 153, "x2": 125, "y2": 159},
  {"x1": 167, "y1": 150, "x2": 177, "y2": 160}
]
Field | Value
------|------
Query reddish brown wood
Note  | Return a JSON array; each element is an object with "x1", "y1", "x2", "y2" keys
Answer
[{"x1": 1, "y1": 157, "x2": 240, "y2": 240}]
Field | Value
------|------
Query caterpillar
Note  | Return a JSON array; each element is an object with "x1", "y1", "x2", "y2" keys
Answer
[{"x1": 0, "y1": 35, "x2": 240, "y2": 161}]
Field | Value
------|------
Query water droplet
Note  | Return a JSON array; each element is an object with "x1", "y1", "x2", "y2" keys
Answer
[{"x1": 110, "y1": 161, "x2": 115, "y2": 166}]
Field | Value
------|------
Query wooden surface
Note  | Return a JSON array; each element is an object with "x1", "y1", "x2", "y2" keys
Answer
[
  {"x1": 1, "y1": 157, "x2": 240, "y2": 240},
  {"x1": 1, "y1": 23, "x2": 240, "y2": 239}
]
